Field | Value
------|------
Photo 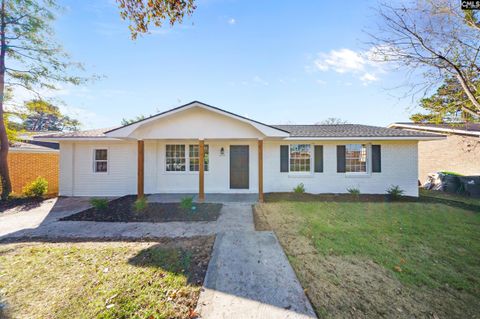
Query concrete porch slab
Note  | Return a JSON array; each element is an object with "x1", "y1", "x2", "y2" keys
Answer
[{"x1": 147, "y1": 193, "x2": 258, "y2": 204}]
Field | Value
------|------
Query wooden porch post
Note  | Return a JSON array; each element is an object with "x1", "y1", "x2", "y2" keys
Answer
[
  {"x1": 199, "y1": 139, "x2": 205, "y2": 202},
  {"x1": 137, "y1": 140, "x2": 144, "y2": 199},
  {"x1": 258, "y1": 139, "x2": 264, "y2": 202}
]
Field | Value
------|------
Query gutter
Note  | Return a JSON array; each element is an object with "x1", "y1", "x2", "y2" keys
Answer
[
  {"x1": 284, "y1": 136, "x2": 445, "y2": 141},
  {"x1": 388, "y1": 123, "x2": 480, "y2": 137}
]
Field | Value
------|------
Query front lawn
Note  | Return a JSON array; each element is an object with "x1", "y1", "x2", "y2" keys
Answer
[
  {"x1": 0, "y1": 237, "x2": 214, "y2": 319},
  {"x1": 255, "y1": 200, "x2": 480, "y2": 318}
]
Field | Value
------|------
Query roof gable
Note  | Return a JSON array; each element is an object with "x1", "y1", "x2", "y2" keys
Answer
[{"x1": 105, "y1": 101, "x2": 289, "y2": 139}]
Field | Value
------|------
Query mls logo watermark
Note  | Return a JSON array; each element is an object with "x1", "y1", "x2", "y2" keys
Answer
[{"x1": 462, "y1": 1, "x2": 480, "y2": 9}]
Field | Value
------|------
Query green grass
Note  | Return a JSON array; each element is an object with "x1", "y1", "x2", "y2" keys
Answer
[
  {"x1": 298, "y1": 202, "x2": 479, "y2": 292},
  {"x1": 0, "y1": 239, "x2": 213, "y2": 319},
  {"x1": 255, "y1": 200, "x2": 480, "y2": 316}
]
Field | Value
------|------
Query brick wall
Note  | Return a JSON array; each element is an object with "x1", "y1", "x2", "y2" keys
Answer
[
  {"x1": 7, "y1": 151, "x2": 59, "y2": 195},
  {"x1": 418, "y1": 134, "x2": 480, "y2": 183}
]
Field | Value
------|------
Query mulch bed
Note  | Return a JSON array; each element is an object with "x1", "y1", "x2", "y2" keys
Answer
[
  {"x1": 264, "y1": 192, "x2": 416, "y2": 203},
  {"x1": 61, "y1": 195, "x2": 223, "y2": 223},
  {"x1": 264, "y1": 192, "x2": 480, "y2": 212}
]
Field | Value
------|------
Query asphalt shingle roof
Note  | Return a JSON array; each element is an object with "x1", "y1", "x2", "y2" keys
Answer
[
  {"x1": 36, "y1": 127, "x2": 118, "y2": 139},
  {"x1": 37, "y1": 124, "x2": 441, "y2": 139},
  {"x1": 272, "y1": 124, "x2": 441, "y2": 138}
]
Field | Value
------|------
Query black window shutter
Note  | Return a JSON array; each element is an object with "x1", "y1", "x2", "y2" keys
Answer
[
  {"x1": 372, "y1": 145, "x2": 381, "y2": 173},
  {"x1": 280, "y1": 145, "x2": 289, "y2": 172},
  {"x1": 314, "y1": 145, "x2": 323, "y2": 172},
  {"x1": 337, "y1": 145, "x2": 346, "y2": 173}
]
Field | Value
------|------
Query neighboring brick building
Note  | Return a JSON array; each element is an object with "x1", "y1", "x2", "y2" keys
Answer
[
  {"x1": 389, "y1": 123, "x2": 480, "y2": 183},
  {"x1": 8, "y1": 142, "x2": 59, "y2": 195}
]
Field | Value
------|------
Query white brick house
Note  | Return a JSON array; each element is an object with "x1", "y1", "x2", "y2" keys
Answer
[{"x1": 37, "y1": 101, "x2": 443, "y2": 199}]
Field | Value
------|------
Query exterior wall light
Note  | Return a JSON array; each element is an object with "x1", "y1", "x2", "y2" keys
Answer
[{"x1": 220, "y1": 147, "x2": 225, "y2": 156}]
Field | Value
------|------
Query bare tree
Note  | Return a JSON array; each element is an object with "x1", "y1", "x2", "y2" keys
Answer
[
  {"x1": 368, "y1": 0, "x2": 480, "y2": 117},
  {"x1": 316, "y1": 118, "x2": 348, "y2": 125}
]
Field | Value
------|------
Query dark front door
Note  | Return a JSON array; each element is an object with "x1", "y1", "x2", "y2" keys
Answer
[{"x1": 230, "y1": 145, "x2": 249, "y2": 189}]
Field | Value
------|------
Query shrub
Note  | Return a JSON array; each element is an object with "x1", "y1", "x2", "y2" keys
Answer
[
  {"x1": 134, "y1": 197, "x2": 148, "y2": 212},
  {"x1": 22, "y1": 177, "x2": 48, "y2": 197},
  {"x1": 440, "y1": 171, "x2": 464, "y2": 176},
  {"x1": 386, "y1": 185, "x2": 404, "y2": 200},
  {"x1": 180, "y1": 196, "x2": 194, "y2": 210},
  {"x1": 293, "y1": 183, "x2": 305, "y2": 194},
  {"x1": 90, "y1": 198, "x2": 109, "y2": 210},
  {"x1": 347, "y1": 187, "x2": 360, "y2": 197}
]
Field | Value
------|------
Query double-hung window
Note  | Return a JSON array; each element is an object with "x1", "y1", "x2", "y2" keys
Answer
[
  {"x1": 166, "y1": 144, "x2": 186, "y2": 172},
  {"x1": 94, "y1": 149, "x2": 108, "y2": 173},
  {"x1": 166, "y1": 144, "x2": 209, "y2": 172},
  {"x1": 289, "y1": 144, "x2": 311, "y2": 172},
  {"x1": 345, "y1": 144, "x2": 367, "y2": 173},
  {"x1": 189, "y1": 145, "x2": 209, "y2": 171}
]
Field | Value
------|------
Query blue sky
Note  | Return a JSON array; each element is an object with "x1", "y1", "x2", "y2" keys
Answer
[{"x1": 45, "y1": 0, "x2": 418, "y2": 129}]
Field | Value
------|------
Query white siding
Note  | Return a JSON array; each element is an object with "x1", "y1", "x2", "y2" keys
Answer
[
  {"x1": 130, "y1": 107, "x2": 265, "y2": 140},
  {"x1": 59, "y1": 142, "x2": 74, "y2": 196},
  {"x1": 59, "y1": 141, "x2": 137, "y2": 196},
  {"x1": 146, "y1": 140, "x2": 258, "y2": 194},
  {"x1": 263, "y1": 140, "x2": 419, "y2": 197}
]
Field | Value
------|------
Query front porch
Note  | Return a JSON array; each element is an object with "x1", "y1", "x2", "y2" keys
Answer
[{"x1": 135, "y1": 139, "x2": 265, "y2": 202}]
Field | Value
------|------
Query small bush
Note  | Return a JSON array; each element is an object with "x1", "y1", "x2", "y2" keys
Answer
[
  {"x1": 180, "y1": 196, "x2": 194, "y2": 210},
  {"x1": 293, "y1": 183, "x2": 305, "y2": 194},
  {"x1": 347, "y1": 187, "x2": 360, "y2": 197},
  {"x1": 386, "y1": 185, "x2": 405, "y2": 200},
  {"x1": 134, "y1": 197, "x2": 148, "y2": 212},
  {"x1": 90, "y1": 198, "x2": 109, "y2": 210},
  {"x1": 440, "y1": 171, "x2": 464, "y2": 176},
  {"x1": 22, "y1": 177, "x2": 48, "y2": 197}
]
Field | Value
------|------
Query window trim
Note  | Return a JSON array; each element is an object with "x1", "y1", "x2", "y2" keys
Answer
[
  {"x1": 188, "y1": 144, "x2": 209, "y2": 172},
  {"x1": 345, "y1": 144, "x2": 370, "y2": 176},
  {"x1": 165, "y1": 144, "x2": 187, "y2": 172},
  {"x1": 288, "y1": 144, "x2": 313, "y2": 175},
  {"x1": 93, "y1": 148, "x2": 108, "y2": 174},
  {"x1": 164, "y1": 143, "x2": 210, "y2": 174}
]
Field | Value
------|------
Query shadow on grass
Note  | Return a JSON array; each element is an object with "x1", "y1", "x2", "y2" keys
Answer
[
  {"x1": 128, "y1": 243, "x2": 211, "y2": 286},
  {"x1": 0, "y1": 299, "x2": 12, "y2": 319},
  {"x1": 264, "y1": 192, "x2": 480, "y2": 212}
]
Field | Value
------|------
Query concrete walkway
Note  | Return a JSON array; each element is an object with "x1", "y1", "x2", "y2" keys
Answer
[
  {"x1": 196, "y1": 204, "x2": 317, "y2": 319},
  {"x1": 1, "y1": 199, "x2": 248, "y2": 240}
]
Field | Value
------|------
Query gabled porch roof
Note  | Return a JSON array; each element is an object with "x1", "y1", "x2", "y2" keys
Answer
[{"x1": 105, "y1": 101, "x2": 290, "y2": 139}]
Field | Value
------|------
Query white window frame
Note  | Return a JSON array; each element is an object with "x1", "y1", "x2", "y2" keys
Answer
[
  {"x1": 189, "y1": 144, "x2": 209, "y2": 172},
  {"x1": 288, "y1": 144, "x2": 312, "y2": 174},
  {"x1": 165, "y1": 144, "x2": 186, "y2": 172},
  {"x1": 345, "y1": 144, "x2": 369, "y2": 176},
  {"x1": 165, "y1": 144, "x2": 210, "y2": 174},
  {"x1": 93, "y1": 148, "x2": 108, "y2": 174}
]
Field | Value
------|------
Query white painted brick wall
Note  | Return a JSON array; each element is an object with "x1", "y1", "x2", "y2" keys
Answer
[{"x1": 59, "y1": 139, "x2": 419, "y2": 197}]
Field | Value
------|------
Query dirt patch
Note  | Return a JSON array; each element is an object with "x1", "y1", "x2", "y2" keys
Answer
[
  {"x1": 292, "y1": 253, "x2": 477, "y2": 319},
  {"x1": 254, "y1": 204, "x2": 480, "y2": 318},
  {"x1": 61, "y1": 195, "x2": 222, "y2": 222}
]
